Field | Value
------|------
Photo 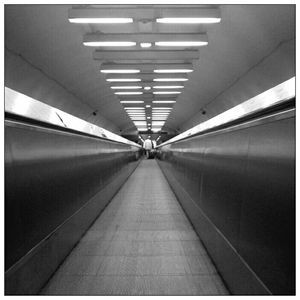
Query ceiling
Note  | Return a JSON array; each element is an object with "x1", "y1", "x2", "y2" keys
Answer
[{"x1": 5, "y1": 4, "x2": 295, "y2": 136}]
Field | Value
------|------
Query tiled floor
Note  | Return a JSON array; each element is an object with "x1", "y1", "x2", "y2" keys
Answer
[{"x1": 41, "y1": 159, "x2": 229, "y2": 295}]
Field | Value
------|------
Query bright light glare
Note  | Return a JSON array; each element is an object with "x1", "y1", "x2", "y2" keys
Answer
[
  {"x1": 152, "y1": 128, "x2": 161, "y2": 132},
  {"x1": 153, "y1": 101, "x2": 176, "y2": 103},
  {"x1": 144, "y1": 86, "x2": 151, "y2": 90},
  {"x1": 107, "y1": 78, "x2": 141, "y2": 82},
  {"x1": 153, "y1": 86, "x2": 184, "y2": 89},
  {"x1": 140, "y1": 42, "x2": 152, "y2": 48},
  {"x1": 155, "y1": 41, "x2": 207, "y2": 47},
  {"x1": 69, "y1": 18, "x2": 133, "y2": 24},
  {"x1": 111, "y1": 86, "x2": 142, "y2": 89},
  {"x1": 146, "y1": 105, "x2": 151, "y2": 108},
  {"x1": 137, "y1": 128, "x2": 148, "y2": 131},
  {"x1": 154, "y1": 69, "x2": 193, "y2": 73},
  {"x1": 156, "y1": 18, "x2": 221, "y2": 24},
  {"x1": 153, "y1": 91, "x2": 181, "y2": 95},
  {"x1": 100, "y1": 69, "x2": 140, "y2": 74},
  {"x1": 115, "y1": 92, "x2": 143, "y2": 95},
  {"x1": 84, "y1": 41, "x2": 136, "y2": 47},
  {"x1": 121, "y1": 101, "x2": 144, "y2": 103},
  {"x1": 154, "y1": 78, "x2": 188, "y2": 82}
]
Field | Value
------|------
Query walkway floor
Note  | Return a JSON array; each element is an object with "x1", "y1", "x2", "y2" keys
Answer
[{"x1": 41, "y1": 159, "x2": 228, "y2": 295}]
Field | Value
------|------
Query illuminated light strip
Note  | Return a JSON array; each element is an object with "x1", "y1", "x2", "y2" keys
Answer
[
  {"x1": 115, "y1": 92, "x2": 143, "y2": 95},
  {"x1": 121, "y1": 101, "x2": 144, "y2": 103},
  {"x1": 160, "y1": 77, "x2": 295, "y2": 147},
  {"x1": 153, "y1": 86, "x2": 184, "y2": 89},
  {"x1": 153, "y1": 91, "x2": 181, "y2": 95},
  {"x1": 154, "y1": 78, "x2": 188, "y2": 82},
  {"x1": 84, "y1": 41, "x2": 136, "y2": 47},
  {"x1": 107, "y1": 78, "x2": 141, "y2": 82},
  {"x1": 156, "y1": 17, "x2": 221, "y2": 24},
  {"x1": 153, "y1": 101, "x2": 176, "y2": 103},
  {"x1": 154, "y1": 69, "x2": 193, "y2": 73},
  {"x1": 111, "y1": 86, "x2": 142, "y2": 89},
  {"x1": 69, "y1": 18, "x2": 133, "y2": 24},
  {"x1": 124, "y1": 107, "x2": 145, "y2": 110},
  {"x1": 100, "y1": 69, "x2": 140, "y2": 74},
  {"x1": 155, "y1": 41, "x2": 208, "y2": 47}
]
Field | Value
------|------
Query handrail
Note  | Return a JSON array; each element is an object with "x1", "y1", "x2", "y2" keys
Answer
[
  {"x1": 5, "y1": 87, "x2": 140, "y2": 147},
  {"x1": 158, "y1": 77, "x2": 295, "y2": 148}
]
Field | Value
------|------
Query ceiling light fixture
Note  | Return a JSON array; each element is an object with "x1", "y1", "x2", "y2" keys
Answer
[
  {"x1": 124, "y1": 107, "x2": 145, "y2": 110},
  {"x1": 106, "y1": 78, "x2": 141, "y2": 82},
  {"x1": 153, "y1": 78, "x2": 188, "y2": 82},
  {"x1": 100, "y1": 69, "x2": 140, "y2": 74},
  {"x1": 154, "y1": 69, "x2": 193, "y2": 73},
  {"x1": 115, "y1": 92, "x2": 143, "y2": 95},
  {"x1": 144, "y1": 86, "x2": 151, "y2": 90},
  {"x1": 111, "y1": 86, "x2": 142, "y2": 89},
  {"x1": 153, "y1": 91, "x2": 181, "y2": 95},
  {"x1": 84, "y1": 41, "x2": 136, "y2": 47},
  {"x1": 69, "y1": 17, "x2": 133, "y2": 24},
  {"x1": 153, "y1": 101, "x2": 176, "y2": 103},
  {"x1": 155, "y1": 41, "x2": 208, "y2": 47},
  {"x1": 153, "y1": 86, "x2": 184, "y2": 89},
  {"x1": 156, "y1": 17, "x2": 221, "y2": 24},
  {"x1": 121, "y1": 101, "x2": 144, "y2": 103}
]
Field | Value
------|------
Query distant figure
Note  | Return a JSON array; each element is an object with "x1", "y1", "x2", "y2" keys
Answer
[{"x1": 143, "y1": 137, "x2": 153, "y2": 159}]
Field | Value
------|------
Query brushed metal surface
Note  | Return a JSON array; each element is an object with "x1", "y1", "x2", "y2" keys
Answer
[
  {"x1": 5, "y1": 87, "x2": 139, "y2": 147},
  {"x1": 5, "y1": 119, "x2": 140, "y2": 272},
  {"x1": 157, "y1": 109, "x2": 295, "y2": 295}
]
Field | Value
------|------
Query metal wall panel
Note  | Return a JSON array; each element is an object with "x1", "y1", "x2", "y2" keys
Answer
[
  {"x1": 157, "y1": 109, "x2": 295, "y2": 295},
  {"x1": 5, "y1": 120, "x2": 140, "y2": 271}
]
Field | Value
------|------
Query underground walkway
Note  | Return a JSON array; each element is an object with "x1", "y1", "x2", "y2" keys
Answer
[{"x1": 41, "y1": 159, "x2": 229, "y2": 295}]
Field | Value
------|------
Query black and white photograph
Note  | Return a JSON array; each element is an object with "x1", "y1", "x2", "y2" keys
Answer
[{"x1": 4, "y1": 2, "x2": 296, "y2": 296}]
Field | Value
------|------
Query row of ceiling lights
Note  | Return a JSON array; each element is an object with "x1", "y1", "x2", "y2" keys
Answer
[{"x1": 68, "y1": 7, "x2": 221, "y2": 132}]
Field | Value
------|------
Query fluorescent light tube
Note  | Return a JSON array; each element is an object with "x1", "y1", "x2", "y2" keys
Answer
[
  {"x1": 84, "y1": 41, "x2": 136, "y2": 47},
  {"x1": 124, "y1": 107, "x2": 145, "y2": 110},
  {"x1": 156, "y1": 17, "x2": 221, "y2": 24},
  {"x1": 155, "y1": 41, "x2": 207, "y2": 47},
  {"x1": 111, "y1": 86, "x2": 142, "y2": 89},
  {"x1": 153, "y1": 91, "x2": 181, "y2": 95},
  {"x1": 154, "y1": 69, "x2": 193, "y2": 73},
  {"x1": 121, "y1": 101, "x2": 144, "y2": 103},
  {"x1": 100, "y1": 69, "x2": 140, "y2": 74},
  {"x1": 69, "y1": 17, "x2": 133, "y2": 24},
  {"x1": 153, "y1": 101, "x2": 176, "y2": 103},
  {"x1": 115, "y1": 92, "x2": 143, "y2": 95},
  {"x1": 107, "y1": 78, "x2": 141, "y2": 82},
  {"x1": 153, "y1": 86, "x2": 184, "y2": 89},
  {"x1": 153, "y1": 78, "x2": 188, "y2": 82}
]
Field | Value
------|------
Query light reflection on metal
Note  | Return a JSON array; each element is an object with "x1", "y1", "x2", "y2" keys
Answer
[
  {"x1": 160, "y1": 77, "x2": 295, "y2": 147},
  {"x1": 5, "y1": 87, "x2": 140, "y2": 147}
]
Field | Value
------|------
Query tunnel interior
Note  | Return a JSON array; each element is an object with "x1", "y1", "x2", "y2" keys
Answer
[{"x1": 4, "y1": 4, "x2": 295, "y2": 296}]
